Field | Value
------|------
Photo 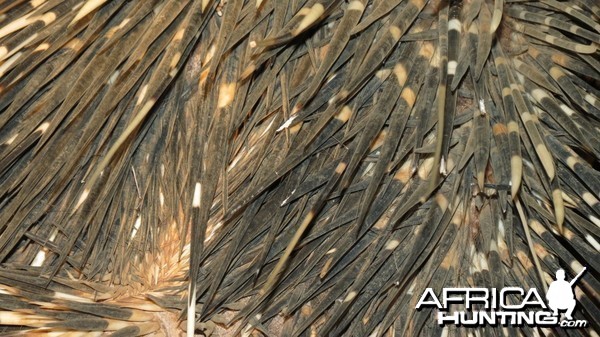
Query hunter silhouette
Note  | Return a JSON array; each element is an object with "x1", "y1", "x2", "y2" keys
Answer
[{"x1": 546, "y1": 267, "x2": 586, "y2": 320}]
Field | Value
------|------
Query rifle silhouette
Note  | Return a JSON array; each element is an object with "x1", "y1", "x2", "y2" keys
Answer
[{"x1": 569, "y1": 267, "x2": 587, "y2": 286}]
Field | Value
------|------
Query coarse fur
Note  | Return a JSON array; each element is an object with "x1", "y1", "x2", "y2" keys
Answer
[{"x1": 0, "y1": 0, "x2": 599, "y2": 336}]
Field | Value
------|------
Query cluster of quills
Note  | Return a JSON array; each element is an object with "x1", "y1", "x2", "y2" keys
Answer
[{"x1": 0, "y1": 0, "x2": 598, "y2": 335}]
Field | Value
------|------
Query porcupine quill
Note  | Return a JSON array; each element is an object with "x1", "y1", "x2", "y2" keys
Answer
[{"x1": 0, "y1": 0, "x2": 599, "y2": 335}]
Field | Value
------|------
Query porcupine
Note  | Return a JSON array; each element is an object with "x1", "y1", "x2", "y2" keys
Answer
[{"x1": 0, "y1": 0, "x2": 599, "y2": 335}]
